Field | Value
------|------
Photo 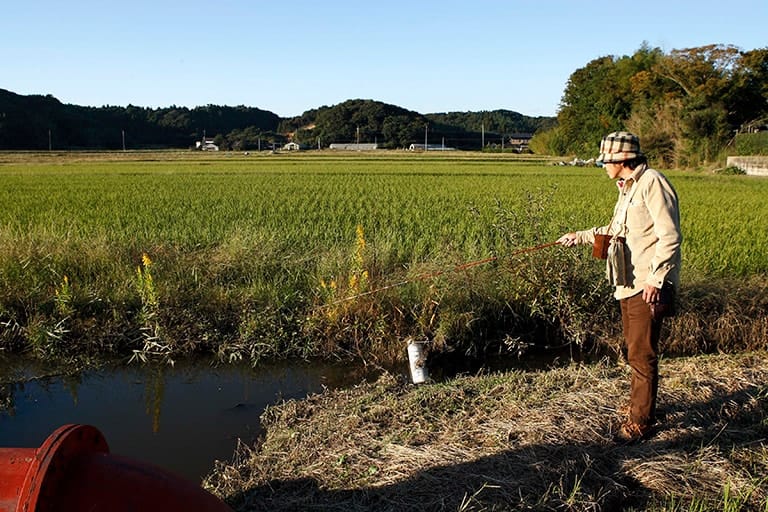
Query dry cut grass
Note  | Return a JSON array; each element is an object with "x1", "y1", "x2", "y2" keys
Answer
[{"x1": 204, "y1": 352, "x2": 768, "y2": 511}]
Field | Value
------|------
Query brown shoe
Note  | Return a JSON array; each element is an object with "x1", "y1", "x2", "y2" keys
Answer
[{"x1": 614, "y1": 421, "x2": 653, "y2": 444}]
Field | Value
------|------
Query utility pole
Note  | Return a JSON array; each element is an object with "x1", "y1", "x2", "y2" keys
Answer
[
  {"x1": 356, "y1": 126, "x2": 360, "y2": 151},
  {"x1": 481, "y1": 123, "x2": 485, "y2": 150},
  {"x1": 424, "y1": 123, "x2": 428, "y2": 151},
  {"x1": 122, "y1": 130, "x2": 126, "y2": 151},
  {"x1": 48, "y1": 129, "x2": 52, "y2": 151}
]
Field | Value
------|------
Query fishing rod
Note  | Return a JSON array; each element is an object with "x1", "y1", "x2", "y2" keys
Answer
[{"x1": 321, "y1": 241, "x2": 560, "y2": 307}]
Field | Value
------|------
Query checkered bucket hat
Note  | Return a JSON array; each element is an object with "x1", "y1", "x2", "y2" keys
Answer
[{"x1": 597, "y1": 131, "x2": 643, "y2": 163}]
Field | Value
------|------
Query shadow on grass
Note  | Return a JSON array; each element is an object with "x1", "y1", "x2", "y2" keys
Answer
[{"x1": 224, "y1": 379, "x2": 767, "y2": 511}]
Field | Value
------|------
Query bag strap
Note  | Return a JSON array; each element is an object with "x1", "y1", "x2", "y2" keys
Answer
[
  {"x1": 603, "y1": 183, "x2": 624, "y2": 236},
  {"x1": 615, "y1": 176, "x2": 644, "y2": 236}
]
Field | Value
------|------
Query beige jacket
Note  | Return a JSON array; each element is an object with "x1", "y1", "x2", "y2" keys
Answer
[{"x1": 574, "y1": 163, "x2": 682, "y2": 300}]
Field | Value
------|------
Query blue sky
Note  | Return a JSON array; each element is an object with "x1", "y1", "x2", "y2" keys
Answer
[{"x1": 3, "y1": 1, "x2": 766, "y2": 118}]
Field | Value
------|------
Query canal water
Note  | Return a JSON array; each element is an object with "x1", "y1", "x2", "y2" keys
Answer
[
  {"x1": 0, "y1": 357, "x2": 386, "y2": 483},
  {"x1": 0, "y1": 346, "x2": 578, "y2": 485}
]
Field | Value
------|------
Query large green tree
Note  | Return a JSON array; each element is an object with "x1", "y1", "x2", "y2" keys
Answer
[
  {"x1": 537, "y1": 44, "x2": 768, "y2": 167},
  {"x1": 728, "y1": 48, "x2": 768, "y2": 129},
  {"x1": 553, "y1": 45, "x2": 661, "y2": 158}
]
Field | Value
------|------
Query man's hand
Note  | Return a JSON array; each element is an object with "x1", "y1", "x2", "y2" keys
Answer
[
  {"x1": 557, "y1": 233, "x2": 578, "y2": 247},
  {"x1": 643, "y1": 283, "x2": 661, "y2": 304}
]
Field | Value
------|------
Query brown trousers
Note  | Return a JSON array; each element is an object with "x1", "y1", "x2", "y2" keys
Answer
[{"x1": 620, "y1": 293, "x2": 662, "y2": 426}]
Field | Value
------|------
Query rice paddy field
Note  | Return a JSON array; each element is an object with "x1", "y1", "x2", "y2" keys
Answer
[
  {"x1": 3, "y1": 150, "x2": 768, "y2": 511},
  {"x1": 0, "y1": 150, "x2": 766, "y2": 363}
]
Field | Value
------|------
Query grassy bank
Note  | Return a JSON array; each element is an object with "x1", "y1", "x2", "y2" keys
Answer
[
  {"x1": 204, "y1": 351, "x2": 768, "y2": 511},
  {"x1": 1, "y1": 151, "x2": 767, "y2": 364}
]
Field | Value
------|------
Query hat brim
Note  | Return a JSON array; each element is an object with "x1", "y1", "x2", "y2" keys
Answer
[{"x1": 596, "y1": 151, "x2": 641, "y2": 164}]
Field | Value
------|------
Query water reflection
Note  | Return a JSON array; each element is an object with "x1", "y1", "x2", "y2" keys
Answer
[
  {"x1": 0, "y1": 357, "x2": 380, "y2": 482},
  {"x1": 0, "y1": 346, "x2": 579, "y2": 483}
]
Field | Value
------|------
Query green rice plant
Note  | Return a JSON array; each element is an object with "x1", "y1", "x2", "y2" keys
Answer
[{"x1": 0, "y1": 152, "x2": 767, "y2": 362}]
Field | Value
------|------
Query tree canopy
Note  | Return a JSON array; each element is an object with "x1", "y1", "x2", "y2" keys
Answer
[
  {"x1": 535, "y1": 43, "x2": 768, "y2": 166},
  {"x1": 0, "y1": 90, "x2": 553, "y2": 151},
  {"x1": 0, "y1": 89, "x2": 281, "y2": 150},
  {"x1": 280, "y1": 99, "x2": 552, "y2": 150}
]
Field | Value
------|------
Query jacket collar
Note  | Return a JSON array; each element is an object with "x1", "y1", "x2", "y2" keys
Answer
[{"x1": 627, "y1": 162, "x2": 648, "y2": 183}]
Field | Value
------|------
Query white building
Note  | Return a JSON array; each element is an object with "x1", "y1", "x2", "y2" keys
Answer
[
  {"x1": 329, "y1": 143, "x2": 379, "y2": 151},
  {"x1": 408, "y1": 143, "x2": 455, "y2": 151},
  {"x1": 196, "y1": 138, "x2": 219, "y2": 151}
]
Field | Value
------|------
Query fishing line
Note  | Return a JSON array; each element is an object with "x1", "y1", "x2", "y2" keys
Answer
[{"x1": 319, "y1": 241, "x2": 560, "y2": 308}]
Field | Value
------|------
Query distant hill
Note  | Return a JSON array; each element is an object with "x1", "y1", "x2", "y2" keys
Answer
[
  {"x1": 280, "y1": 99, "x2": 556, "y2": 150},
  {"x1": 0, "y1": 89, "x2": 555, "y2": 150},
  {"x1": 426, "y1": 110, "x2": 556, "y2": 139},
  {"x1": 279, "y1": 99, "x2": 430, "y2": 149},
  {"x1": 0, "y1": 89, "x2": 281, "y2": 150}
]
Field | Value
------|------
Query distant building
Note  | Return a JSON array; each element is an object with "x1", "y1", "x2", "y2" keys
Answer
[
  {"x1": 196, "y1": 138, "x2": 219, "y2": 151},
  {"x1": 283, "y1": 142, "x2": 302, "y2": 151},
  {"x1": 408, "y1": 143, "x2": 455, "y2": 151},
  {"x1": 740, "y1": 119, "x2": 767, "y2": 133},
  {"x1": 507, "y1": 133, "x2": 533, "y2": 152},
  {"x1": 329, "y1": 143, "x2": 379, "y2": 151}
]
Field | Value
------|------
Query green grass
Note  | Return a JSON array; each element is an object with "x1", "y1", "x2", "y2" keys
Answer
[
  {"x1": 2, "y1": 154, "x2": 765, "y2": 274},
  {"x1": 1, "y1": 152, "x2": 766, "y2": 362}
]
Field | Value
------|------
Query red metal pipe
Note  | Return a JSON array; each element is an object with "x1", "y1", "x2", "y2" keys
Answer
[{"x1": 0, "y1": 424, "x2": 232, "y2": 512}]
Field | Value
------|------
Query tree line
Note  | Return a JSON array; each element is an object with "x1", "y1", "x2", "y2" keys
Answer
[
  {"x1": 0, "y1": 90, "x2": 551, "y2": 152},
  {"x1": 3, "y1": 42, "x2": 765, "y2": 161},
  {"x1": 530, "y1": 43, "x2": 768, "y2": 167},
  {"x1": 279, "y1": 99, "x2": 555, "y2": 149},
  {"x1": 0, "y1": 89, "x2": 281, "y2": 150}
]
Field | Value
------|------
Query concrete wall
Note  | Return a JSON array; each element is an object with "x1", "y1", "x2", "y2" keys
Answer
[{"x1": 727, "y1": 156, "x2": 768, "y2": 176}]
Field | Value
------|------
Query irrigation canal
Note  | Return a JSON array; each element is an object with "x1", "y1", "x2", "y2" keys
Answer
[
  {"x1": 0, "y1": 346, "x2": 577, "y2": 484},
  {"x1": 0, "y1": 356, "x2": 384, "y2": 483}
]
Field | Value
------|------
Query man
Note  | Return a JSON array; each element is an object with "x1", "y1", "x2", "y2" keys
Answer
[{"x1": 557, "y1": 131, "x2": 682, "y2": 443}]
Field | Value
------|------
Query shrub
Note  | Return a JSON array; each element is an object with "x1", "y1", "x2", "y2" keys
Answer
[{"x1": 734, "y1": 132, "x2": 768, "y2": 155}]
